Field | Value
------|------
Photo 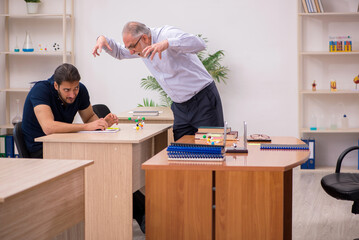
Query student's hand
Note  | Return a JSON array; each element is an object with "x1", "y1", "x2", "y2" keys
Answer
[
  {"x1": 104, "y1": 113, "x2": 118, "y2": 126},
  {"x1": 92, "y1": 36, "x2": 112, "y2": 57},
  {"x1": 85, "y1": 118, "x2": 109, "y2": 131},
  {"x1": 143, "y1": 40, "x2": 169, "y2": 60}
]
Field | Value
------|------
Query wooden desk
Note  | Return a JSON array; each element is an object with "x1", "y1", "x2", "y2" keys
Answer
[
  {"x1": 117, "y1": 107, "x2": 174, "y2": 143},
  {"x1": 142, "y1": 136, "x2": 310, "y2": 240},
  {"x1": 0, "y1": 158, "x2": 93, "y2": 240},
  {"x1": 36, "y1": 123, "x2": 171, "y2": 240}
]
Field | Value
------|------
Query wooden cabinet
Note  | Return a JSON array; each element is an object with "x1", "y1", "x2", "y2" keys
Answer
[{"x1": 0, "y1": 0, "x2": 74, "y2": 132}]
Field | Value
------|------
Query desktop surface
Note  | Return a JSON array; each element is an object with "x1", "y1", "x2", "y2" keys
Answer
[
  {"x1": 36, "y1": 123, "x2": 172, "y2": 144},
  {"x1": 142, "y1": 136, "x2": 309, "y2": 171}
]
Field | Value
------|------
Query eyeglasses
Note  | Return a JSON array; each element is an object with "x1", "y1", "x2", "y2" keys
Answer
[
  {"x1": 249, "y1": 134, "x2": 270, "y2": 140},
  {"x1": 126, "y1": 35, "x2": 143, "y2": 50}
]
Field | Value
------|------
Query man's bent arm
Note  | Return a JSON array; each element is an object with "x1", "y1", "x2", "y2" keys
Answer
[{"x1": 34, "y1": 104, "x2": 108, "y2": 135}]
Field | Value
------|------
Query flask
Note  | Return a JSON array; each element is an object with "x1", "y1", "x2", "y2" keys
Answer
[
  {"x1": 14, "y1": 36, "x2": 20, "y2": 52},
  {"x1": 341, "y1": 114, "x2": 349, "y2": 129},
  {"x1": 23, "y1": 31, "x2": 34, "y2": 52},
  {"x1": 330, "y1": 114, "x2": 337, "y2": 130},
  {"x1": 12, "y1": 99, "x2": 22, "y2": 126},
  {"x1": 309, "y1": 114, "x2": 317, "y2": 131}
]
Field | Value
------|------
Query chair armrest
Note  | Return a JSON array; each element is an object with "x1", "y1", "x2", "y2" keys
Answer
[{"x1": 335, "y1": 146, "x2": 359, "y2": 173}]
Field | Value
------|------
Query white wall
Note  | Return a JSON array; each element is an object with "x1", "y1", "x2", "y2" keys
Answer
[
  {"x1": 75, "y1": 0, "x2": 298, "y2": 137},
  {"x1": 2, "y1": 0, "x2": 359, "y2": 167}
]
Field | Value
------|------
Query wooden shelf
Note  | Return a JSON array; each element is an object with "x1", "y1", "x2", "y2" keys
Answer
[
  {"x1": 299, "y1": 12, "x2": 359, "y2": 17},
  {"x1": 0, "y1": 51, "x2": 72, "y2": 56},
  {"x1": 0, "y1": 14, "x2": 71, "y2": 18},
  {"x1": 300, "y1": 89, "x2": 359, "y2": 94},
  {"x1": 300, "y1": 128, "x2": 359, "y2": 133},
  {"x1": 0, "y1": 0, "x2": 74, "y2": 130},
  {"x1": 0, "y1": 124, "x2": 14, "y2": 130},
  {"x1": 300, "y1": 51, "x2": 359, "y2": 56},
  {"x1": 0, "y1": 88, "x2": 30, "y2": 93}
]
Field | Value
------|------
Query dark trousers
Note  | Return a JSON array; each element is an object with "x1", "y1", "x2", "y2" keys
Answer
[
  {"x1": 171, "y1": 81, "x2": 224, "y2": 141},
  {"x1": 30, "y1": 148, "x2": 43, "y2": 158},
  {"x1": 30, "y1": 147, "x2": 145, "y2": 226}
]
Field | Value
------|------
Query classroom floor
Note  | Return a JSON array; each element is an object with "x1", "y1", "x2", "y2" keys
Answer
[{"x1": 133, "y1": 166, "x2": 359, "y2": 240}]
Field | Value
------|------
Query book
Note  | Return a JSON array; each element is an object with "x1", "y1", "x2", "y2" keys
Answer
[
  {"x1": 5, "y1": 135, "x2": 14, "y2": 158},
  {"x1": 195, "y1": 131, "x2": 238, "y2": 140},
  {"x1": 301, "y1": 0, "x2": 308, "y2": 13},
  {"x1": 310, "y1": 0, "x2": 317, "y2": 12},
  {"x1": 132, "y1": 110, "x2": 159, "y2": 116},
  {"x1": 300, "y1": 138, "x2": 315, "y2": 169},
  {"x1": 260, "y1": 143, "x2": 309, "y2": 150},
  {"x1": 318, "y1": 0, "x2": 324, "y2": 13},
  {"x1": 0, "y1": 135, "x2": 5, "y2": 157},
  {"x1": 314, "y1": 0, "x2": 321, "y2": 13},
  {"x1": 78, "y1": 127, "x2": 120, "y2": 133},
  {"x1": 167, "y1": 142, "x2": 224, "y2": 161},
  {"x1": 197, "y1": 126, "x2": 231, "y2": 134},
  {"x1": 306, "y1": 0, "x2": 314, "y2": 13}
]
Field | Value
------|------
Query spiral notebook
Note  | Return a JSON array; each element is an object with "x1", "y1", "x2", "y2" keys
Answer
[
  {"x1": 260, "y1": 143, "x2": 309, "y2": 150},
  {"x1": 167, "y1": 142, "x2": 224, "y2": 161}
]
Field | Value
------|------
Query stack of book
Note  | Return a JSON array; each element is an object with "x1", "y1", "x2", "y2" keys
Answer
[
  {"x1": 167, "y1": 142, "x2": 224, "y2": 161},
  {"x1": 301, "y1": 0, "x2": 324, "y2": 13},
  {"x1": 195, "y1": 126, "x2": 238, "y2": 141}
]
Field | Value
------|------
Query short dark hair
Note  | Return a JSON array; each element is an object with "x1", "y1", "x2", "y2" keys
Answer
[{"x1": 53, "y1": 63, "x2": 81, "y2": 85}]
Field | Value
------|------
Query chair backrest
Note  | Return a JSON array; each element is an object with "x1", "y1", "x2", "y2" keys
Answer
[
  {"x1": 92, "y1": 104, "x2": 111, "y2": 118},
  {"x1": 321, "y1": 145, "x2": 359, "y2": 214},
  {"x1": 13, "y1": 122, "x2": 31, "y2": 158}
]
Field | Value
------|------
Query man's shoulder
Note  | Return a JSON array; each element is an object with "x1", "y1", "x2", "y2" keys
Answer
[{"x1": 32, "y1": 80, "x2": 51, "y2": 91}]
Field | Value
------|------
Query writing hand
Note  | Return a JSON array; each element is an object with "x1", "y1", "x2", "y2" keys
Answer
[
  {"x1": 92, "y1": 36, "x2": 113, "y2": 57},
  {"x1": 104, "y1": 113, "x2": 119, "y2": 126},
  {"x1": 85, "y1": 118, "x2": 109, "y2": 131},
  {"x1": 143, "y1": 40, "x2": 169, "y2": 60}
]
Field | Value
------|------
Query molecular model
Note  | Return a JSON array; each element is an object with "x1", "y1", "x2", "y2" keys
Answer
[
  {"x1": 128, "y1": 117, "x2": 145, "y2": 130},
  {"x1": 203, "y1": 135, "x2": 220, "y2": 145},
  {"x1": 53, "y1": 43, "x2": 60, "y2": 51}
]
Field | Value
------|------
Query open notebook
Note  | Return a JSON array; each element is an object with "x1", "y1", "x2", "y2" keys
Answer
[{"x1": 78, "y1": 127, "x2": 120, "y2": 133}]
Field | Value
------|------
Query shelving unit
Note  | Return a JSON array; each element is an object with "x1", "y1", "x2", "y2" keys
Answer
[
  {"x1": 0, "y1": 0, "x2": 74, "y2": 131},
  {"x1": 298, "y1": 0, "x2": 359, "y2": 167}
]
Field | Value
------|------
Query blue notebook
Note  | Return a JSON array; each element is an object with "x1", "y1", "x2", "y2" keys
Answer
[
  {"x1": 167, "y1": 143, "x2": 224, "y2": 161},
  {"x1": 260, "y1": 143, "x2": 309, "y2": 150}
]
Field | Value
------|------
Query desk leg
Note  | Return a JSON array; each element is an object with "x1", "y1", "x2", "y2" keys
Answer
[
  {"x1": 145, "y1": 169, "x2": 213, "y2": 240},
  {"x1": 215, "y1": 170, "x2": 292, "y2": 240}
]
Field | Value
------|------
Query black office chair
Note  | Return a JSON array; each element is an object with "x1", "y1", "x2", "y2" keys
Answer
[
  {"x1": 13, "y1": 122, "x2": 31, "y2": 158},
  {"x1": 92, "y1": 104, "x2": 111, "y2": 118},
  {"x1": 321, "y1": 146, "x2": 359, "y2": 214}
]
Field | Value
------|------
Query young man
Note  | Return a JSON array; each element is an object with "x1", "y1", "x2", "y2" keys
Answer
[
  {"x1": 22, "y1": 63, "x2": 118, "y2": 158},
  {"x1": 92, "y1": 21, "x2": 224, "y2": 141}
]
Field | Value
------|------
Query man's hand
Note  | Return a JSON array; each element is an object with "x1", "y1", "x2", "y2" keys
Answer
[
  {"x1": 92, "y1": 36, "x2": 112, "y2": 57},
  {"x1": 104, "y1": 113, "x2": 119, "y2": 126},
  {"x1": 84, "y1": 118, "x2": 109, "y2": 131},
  {"x1": 143, "y1": 40, "x2": 169, "y2": 60}
]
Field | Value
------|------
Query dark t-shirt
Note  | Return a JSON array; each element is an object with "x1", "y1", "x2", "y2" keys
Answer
[{"x1": 22, "y1": 75, "x2": 90, "y2": 153}]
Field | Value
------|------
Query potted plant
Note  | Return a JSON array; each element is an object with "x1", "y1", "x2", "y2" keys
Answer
[{"x1": 24, "y1": 0, "x2": 41, "y2": 14}]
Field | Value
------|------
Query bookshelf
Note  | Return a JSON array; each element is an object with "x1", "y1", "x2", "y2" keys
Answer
[
  {"x1": 0, "y1": 0, "x2": 74, "y2": 131},
  {"x1": 298, "y1": 0, "x2": 359, "y2": 167}
]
